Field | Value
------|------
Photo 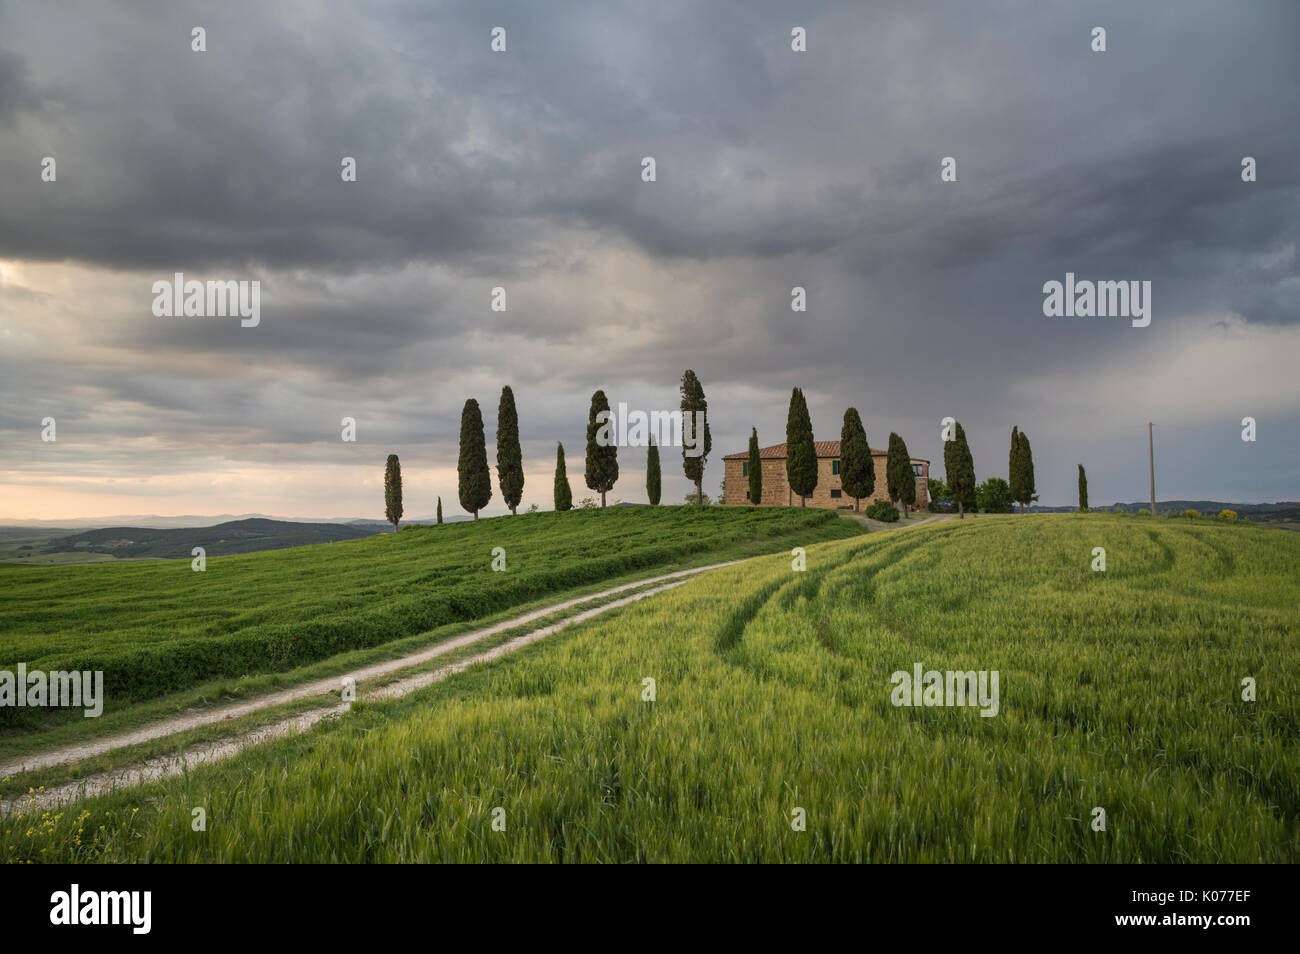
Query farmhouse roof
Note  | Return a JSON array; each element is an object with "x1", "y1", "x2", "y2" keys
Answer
[{"x1": 723, "y1": 441, "x2": 929, "y2": 462}]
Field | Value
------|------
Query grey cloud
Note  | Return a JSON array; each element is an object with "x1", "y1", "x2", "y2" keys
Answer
[{"x1": 0, "y1": 0, "x2": 1296, "y2": 512}]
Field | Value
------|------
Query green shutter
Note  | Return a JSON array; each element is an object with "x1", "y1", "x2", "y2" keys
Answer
[
  {"x1": 832, "y1": 459, "x2": 840, "y2": 475},
  {"x1": 742, "y1": 461, "x2": 749, "y2": 476}
]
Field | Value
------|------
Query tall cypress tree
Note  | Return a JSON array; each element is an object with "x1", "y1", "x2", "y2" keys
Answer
[
  {"x1": 747, "y1": 427, "x2": 762, "y2": 505},
  {"x1": 944, "y1": 422, "x2": 976, "y2": 518},
  {"x1": 839, "y1": 407, "x2": 873, "y2": 511},
  {"x1": 1009, "y1": 426, "x2": 1023, "y2": 511},
  {"x1": 785, "y1": 387, "x2": 817, "y2": 506},
  {"x1": 436, "y1": 496, "x2": 443, "y2": 525},
  {"x1": 554, "y1": 443, "x2": 572, "y2": 511},
  {"x1": 646, "y1": 436, "x2": 662, "y2": 505},
  {"x1": 886, "y1": 432, "x2": 917, "y2": 518},
  {"x1": 1078, "y1": 463, "x2": 1089, "y2": 512},
  {"x1": 458, "y1": 398, "x2": 492, "y2": 519},
  {"x1": 384, "y1": 454, "x2": 403, "y2": 532},
  {"x1": 584, "y1": 390, "x2": 619, "y2": 507},
  {"x1": 679, "y1": 369, "x2": 712, "y2": 505},
  {"x1": 496, "y1": 385, "x2": 524, "y2": 515},
  {"x1": 1017, "y1": 431, "x2": 1037, "y2": 513}
]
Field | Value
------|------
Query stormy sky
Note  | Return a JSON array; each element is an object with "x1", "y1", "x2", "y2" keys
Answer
[{"x1": 0, "y1": 0, "x2": 1296, "y2": 520}]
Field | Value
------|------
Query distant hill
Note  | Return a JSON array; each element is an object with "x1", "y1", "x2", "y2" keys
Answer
[
  {"x1": 1029, "y1": 501, "x2": 1298, "y2": 525},
  {"x1": 0, "y1": 512, "x2": 474, "y2": 529},
  {"x1": 40, "y1": 518, "x2": 386, "y2": 560}
]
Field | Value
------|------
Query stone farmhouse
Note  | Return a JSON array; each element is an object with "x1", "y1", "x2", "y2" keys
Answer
[{"x1": 722, "y1": 441, "x2": 929, "y2": 510}]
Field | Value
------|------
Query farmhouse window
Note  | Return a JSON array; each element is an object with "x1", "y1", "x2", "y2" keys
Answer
[
  {"x1": 832, "y1": 460, "x2": 840, "y2": 475},
  {"x1": 830, "y1": 489, "x2": 842, "y2": 499},
  {"x1": 742, "y1": 462, "x2": 749, "y2": 476}
]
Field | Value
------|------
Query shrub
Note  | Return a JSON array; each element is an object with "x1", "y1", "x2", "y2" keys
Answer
[
  {"x1": 1136, "y1": 508, "x2": 1151, "y2": 516},
  {"x1": 1219, "y1": 509, "x2": 1238, "y2": 520},
  {"x1": 865, "y1": 500, "x2": 900, "y2": 522},
  {"x1": 975, "y1": 477, "x2": 1014, "y2": 514},
  {"x1": 1183, "y1": 509, "x2": 1200, "y2": 518}
]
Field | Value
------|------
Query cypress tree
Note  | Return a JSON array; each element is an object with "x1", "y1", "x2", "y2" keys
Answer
[
  {"x1": 496, "y1": 385, "x2": 524, "y2": 515},
  {"x1": 646, "y1": 436, "x2": 662, "y2": 506},
  {"x1": 1009, "y1": 426, "x2": 1023, "y2": 511},
  {"x1": 384, "y1": 454, "x2": 403, "y2": 532},
  {"x1": 747, "y1": 427, "x2": 762, "y2": 505},
  {"x1": 584, "y1": 390, "x2": 619, "y2": 507},
  {"x1": 679, "y1": 369, "x2": 712, "y2": 505},
  {"x1": 436, "y1": 496, "x2": 443, "y2": 525},
  {"x1": 944, "y1": 422, "x2": 976, "y2": 518},
  {"x1": 457, "y1": 398, "x2": 492, "y2": 519},
  {"x1": 1018, "y1": 431, "x2": 1037, "y2": 513},
  {"x1": 839, "y1": 407, "x2": 873, "y2": 511},
  {"x1": 554, "y1": 443, "x2": 572, "y2": 511},
  {"x1": 785, "y1": 388, "x2": 818, "y2": 506},
  {"x1": 1078, "y1": 463, "x2": 1089, "y2": 512},
  {"x1": 886, "y1": 432, "x2": 917, "y2": 518}
]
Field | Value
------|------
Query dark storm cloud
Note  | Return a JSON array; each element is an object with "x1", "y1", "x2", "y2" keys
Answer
[
  {"x1": 2, "y1": 1, "x2": 1296, "y2": 292},
  {"x1": 0, "y1": 0, "x2": 1296, "y2": 512}
]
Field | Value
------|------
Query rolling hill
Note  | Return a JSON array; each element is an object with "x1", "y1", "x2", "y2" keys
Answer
[
  {"x1": 0, "y1": 506, "x2": 861, "y2": 726},
  {"x1": 35, "y1": 517, "x2": 383, "y2": 560},
  {"x1": 3, "y1": 512, "x2": 1296, "y2": 862}
]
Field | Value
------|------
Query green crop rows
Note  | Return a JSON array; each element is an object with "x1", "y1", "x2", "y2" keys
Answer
[
  {"x1": 6, "y1": 514, "x2": 1295, "y2": 862},
  {"x1": 0, "y1": 506, "x2": 859, "y2": 727}
]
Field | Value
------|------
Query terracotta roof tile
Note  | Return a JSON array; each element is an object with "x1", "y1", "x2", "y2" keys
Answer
[{"x1": 722, "y1": 440, "x2": 928, "y2": 462}]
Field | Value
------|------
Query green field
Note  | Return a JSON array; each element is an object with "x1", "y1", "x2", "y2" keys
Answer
[
  {"x1": 0, "y1": 506, "x2": 859, "y2": 730},
  {"x1": 4, "y1": 513, "x2": 1296, "y2": 862}
]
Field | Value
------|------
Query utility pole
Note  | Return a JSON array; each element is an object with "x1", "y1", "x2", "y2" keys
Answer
[{"x1": 1148, "y1": 422, "x2": 1156, "y2": 515}]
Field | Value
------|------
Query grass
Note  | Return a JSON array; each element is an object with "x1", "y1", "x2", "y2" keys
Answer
[
  {"x1": 0, "y1": 576, "x2": 677, "y2": 801},
  {"x1": 0, "y1": 567, "x2": 702, "y2": 767},
  {"x1": 5, "y1": 513, "x2": 1295, "y2": 862},
  {"x1": 0, "y1": 506, "x2": 861, "y2": 733}
]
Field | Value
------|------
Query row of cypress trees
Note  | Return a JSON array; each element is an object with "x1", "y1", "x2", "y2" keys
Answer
[
  {"x1": 455, "y1": 387, "x2": 524, "y2": 520},
  {"x1": 934, "y1": 423, "x2": 1037, "y2": 517},
  {"x1": 385, "y1": 385, "x2": 1046, "y2": 526},
  {"x1": 384, "y1": 379, "x2": 1045, "y2": 527},
  {"x1": 381, "y1": 386, "x2": 525, "y2": 530},
  {"x1": 564, "y1": 371, "x2": 711, "y2": 510},
  {"x1": 386, "y1": 371, "x2": 715, "y2": 525},
  {"x1": 751, "y1": 393, "x2": 1042, "y2": 520}
]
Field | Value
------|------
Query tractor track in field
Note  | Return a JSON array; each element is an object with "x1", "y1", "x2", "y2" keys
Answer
[
  {"x1": 1, "y1": 515, "x2": 951, "y2": 816},
  {"x1": 1, "y1": 574, "x2": 704, "y2": 815},
  {"x1": 0, "y1": 563, "x2": 745, "y2": 786}
]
